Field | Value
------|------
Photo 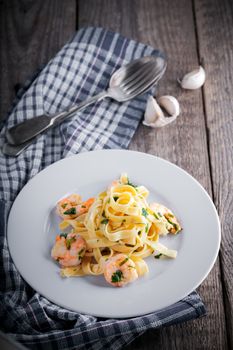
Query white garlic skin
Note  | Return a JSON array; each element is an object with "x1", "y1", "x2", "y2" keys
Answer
[
  {"x1": 158, "y1": 95, "x2": 180, "y2": 118},
  {"x1": 180, "y1": 66, "x2": 206, "y2": 90},
  {"x1": 143, "y1": 95, "x2": 180, "y2": 128},
  {"x1": 143, "y1": 95, "x2": 164, "y2": 125}
]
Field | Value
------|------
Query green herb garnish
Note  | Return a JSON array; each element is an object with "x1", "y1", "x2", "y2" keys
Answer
[
  {"x1": 63, "y1": 207, "x2": 76, "y2": 215},
  {"x1": 119, "y1": 257, "x2": 129, "y2": 266},
  {"x1": 113, "y1": 196, "x2": 119, "y2": 201},
  {"x1": 145, "y1": 224, "x2": 149, "y2": 233},
  {"x1": 126, "y1": 177, "x2": 137, "y2": 188},
  {"x1": 153, "y1": 212, "x2": 160, "y2": 220},
  {"x1": 142, "y1": 208, "x2": 148, "y2": 217},
  {"x1": 158, "y1": 212, "x2": 162, "y2": 217},
  {"x1": 101, "y1": 218, "x2": 109, "y2": 224},
  {"x1": 60, "y1": 233, "x2": 67, "y2": 239},
  {"x1": 78, "y1": 248, "x2": 85, "y2": 258},
  {"x1": 166, "y1": 218, "x2": 179, "y2": 231},
  {"x1": 61, "y1": 203, "x2": 68, "y2": 209},
  {"x1": 111, "y1": 270, "x2": 123, "y2": 283},
  {"x1": 154, "y1": 253, "x2": 163, "y2": 259},
  {"x1": 66, "y1": 237, "x2": 76, "y2": 249}
]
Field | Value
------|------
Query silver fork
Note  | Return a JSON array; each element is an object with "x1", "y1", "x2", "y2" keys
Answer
[{"x1": 3, "y1": 56, "x2": 166, "y2": 155}]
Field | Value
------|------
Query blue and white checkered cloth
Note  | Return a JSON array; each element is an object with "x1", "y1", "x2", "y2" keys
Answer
[{"x1": 0, "y1": 27, "x2": 206, "y2": 349}]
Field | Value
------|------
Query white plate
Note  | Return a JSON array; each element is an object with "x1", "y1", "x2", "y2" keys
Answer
[{"x1": 7, "y1": 150, "x2": 221, "y2": 318}]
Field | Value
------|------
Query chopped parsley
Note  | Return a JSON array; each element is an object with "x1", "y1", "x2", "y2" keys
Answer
[
  {"x1": 166, "y1": 218, "x2": 179, "y2": 230},
  {"x1": 63, "y1": 207, "x2": 76, "y2": 215},
  {"x1": 119, "y1": 257, "x2": 129, "y2": 266},
  {"x1": 154, "y1": 253, "x2": 163, "y2": 259},
  {"x1": 126, "y1": 177, "x2": 137, "y2": 188},
  {"x1": 61, "y1": 203, "x2": 68, "y2": 209},
  {"x1": 60, "y1": 233, "x2": 67, "y2": 239},
  {"x1": 153, "y1": 212, "x2": 160, "y2": 220},
  {"x1": 101, "y1": 218, "x2": 109, "y2": 225},
  {"x1": 113, "y1": 196, "x2": 119, "y2": 201},
  {"x1": 78, "y1": 248, "x2": 85, "y2": 258},
  {"x1": 111, "y1": 270, "x2": 123, "y2": 283},
  {"x1": 142, "y1": 208, "x2": 148, "y2": 217},
  {"x1": 145, "y1": 224, "x2": 149, "y2": 233},
  {"x1": 66, "y1": 237, "x2": 76, "y2": 249}
]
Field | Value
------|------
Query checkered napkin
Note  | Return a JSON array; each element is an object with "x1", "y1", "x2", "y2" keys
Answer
[{"x1": 0, "y1": 27, "x2": 206, "y2": 349}]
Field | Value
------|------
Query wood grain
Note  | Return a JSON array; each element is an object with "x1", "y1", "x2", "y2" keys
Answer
[
  {"x1": 195, "y1": 0, "x2": 233, "y2": 348},
  {"x1": 0, "y1": 0, "x2": 76, "y2": 122},
  {"x1": 0, "y1": 0, "x2": 229, "y2": 348},
  {"x1": 78, "y1": 0, "x2": 227, "y2": 349}
]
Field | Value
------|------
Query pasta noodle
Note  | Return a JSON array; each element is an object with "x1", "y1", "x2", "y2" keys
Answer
[{"x1": 51, "y1": 173, "x2": 182, "y2": 286}]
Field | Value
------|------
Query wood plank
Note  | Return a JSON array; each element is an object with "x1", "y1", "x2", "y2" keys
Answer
[
  {"x1": 0, "y1": 0, "x2": 76, "y2": 122},
  {"x1": 195, "y1": 0, "x2": 233, "y2": 348},
  {"x1": 78, "y1": 0, "x2": 227, "y2": 349}
]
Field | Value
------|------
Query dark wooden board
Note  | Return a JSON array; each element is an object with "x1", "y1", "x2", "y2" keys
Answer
[
  {"x1": 0, "y1": 0, "x2": 76, "y2": 122},
  {"x1": 195, "y1": 0, "x2": 233, "y2": 348},
  {"x1": 78, "y1": 0, "x2": 227, "y2": 349},
  {"x1": 0, "y1": 0, "x2": 230, "y2": 349}
]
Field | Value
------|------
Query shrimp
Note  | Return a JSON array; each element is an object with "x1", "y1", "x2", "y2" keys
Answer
[
  {"x1": 76, "y1": 197, "x2": 95, "y2": 215},
  {"x1": 150, "y1": 202, "x2": 182, "y2": 234},
  {"x1": 103, "y1": 254, "x2": 138, "y2": 287},
  {"x1": 51, "y1": 233, "x2": 86, "y2": 267},
  {"x1": 57, "y1": 194, "x2": 95, "y2": 219}
]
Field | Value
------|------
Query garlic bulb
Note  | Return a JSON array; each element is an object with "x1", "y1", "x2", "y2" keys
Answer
[
  {"x1": 143, "y1": 95, "x2": 180, "y2": 128},
  {"x1": 179, "y1": 66, "x2": 206, "y2": 89}
]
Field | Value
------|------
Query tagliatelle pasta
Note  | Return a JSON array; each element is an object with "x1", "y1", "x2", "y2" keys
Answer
[{"x1": 51, "y1": 174, "x2": 182, "y2": 287}]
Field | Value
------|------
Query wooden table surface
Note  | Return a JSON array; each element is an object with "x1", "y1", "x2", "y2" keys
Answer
[{"x1": 0, "y1": 1, "x2": 232, "y2": 349}]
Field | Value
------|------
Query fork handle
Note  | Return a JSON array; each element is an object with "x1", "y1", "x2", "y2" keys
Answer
[
  {"x1": 6, "y1": 90, "x2": 108, "y2": 146},
  {"x1": 51, "y1": 90, "x2": 107, "y2": 126}
]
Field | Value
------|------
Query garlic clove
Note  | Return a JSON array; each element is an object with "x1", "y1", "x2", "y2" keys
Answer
[
  {"x1": 142, "y1": 95, "x2": 180, "y2": 128},
  {"x1": 158, "y1": 95, "x2": 180, "y2": 118},
  {"x1": 179, "y1": 66, "x2": 206, "y2": 90},
  {"x1": 143, "y1": 95, "x2": 164, "y2": 125}
]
